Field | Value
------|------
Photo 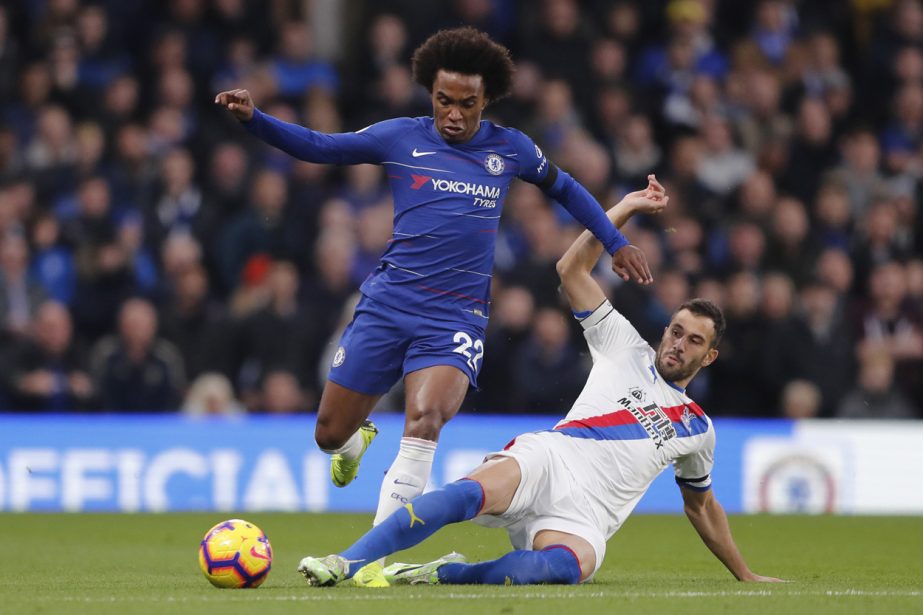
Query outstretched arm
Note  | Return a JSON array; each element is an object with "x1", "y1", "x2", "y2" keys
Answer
[
  {"x1": 215, "y1": 88, "x2": 385, "y2": 165},
  {"x1": 681, "y1": 486, "x2": 784, "y2": 582},
  {"x1": 556, "y1": 175, "x2": 667, "y2": 314}
]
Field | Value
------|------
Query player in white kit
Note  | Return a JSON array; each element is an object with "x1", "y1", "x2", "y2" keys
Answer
[{"x1": 297, "y1": 177, "x2": 782, "y2": 587}]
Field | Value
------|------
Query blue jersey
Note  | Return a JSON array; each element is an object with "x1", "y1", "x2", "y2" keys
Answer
[{"x1": 244, "y1": 110, "x2": 627, "y2": 327}]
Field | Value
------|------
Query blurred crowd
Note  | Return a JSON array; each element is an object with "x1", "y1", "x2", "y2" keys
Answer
[{"x1": 0, "y1": 0, "x2": 920, "y2": 419}]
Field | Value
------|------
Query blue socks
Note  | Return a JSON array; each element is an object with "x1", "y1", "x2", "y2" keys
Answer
[
  {"x1": 438, "y1": 545, "x2": 582, "y2": 585},
  {"x1": 336, "y1": 479, "x2": 583, "y2": 585},
  {"x1": 339, "y1": 478, "x2": 484, "y2": 576}
]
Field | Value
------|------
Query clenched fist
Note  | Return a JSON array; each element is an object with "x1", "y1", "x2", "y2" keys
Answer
[{"x1": 215, "y1": 89, "x2": 255, "y2": 122}]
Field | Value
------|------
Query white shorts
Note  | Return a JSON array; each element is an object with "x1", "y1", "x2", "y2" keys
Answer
[{"x1": 472, "y1": 431, "x2": 608, "y2": 575}]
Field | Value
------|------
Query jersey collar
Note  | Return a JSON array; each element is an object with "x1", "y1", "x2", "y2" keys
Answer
[{"x1": 650, "y1": 363, "x2": 686, "y2": 395}]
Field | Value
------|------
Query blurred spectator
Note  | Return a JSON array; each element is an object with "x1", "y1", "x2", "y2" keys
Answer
[
  {"x1": 26, "y1": 104, "x2": 77, "y2": 201},
  {"x1": 527, "y1": 78, "x2": 582, "y2": 157},
  {"x1": 202, "y1": 141, "x2": 251, "y2": 218},
  {"x1": 709, "y1": 271, "x2": 772, "y2": 416},
  {"x1": 159, "y1": 262, "x2": 229, "y2": 381},
  {"x1": 522, "y1": 0, "x2": 594, "y2": 114},
  {"x1": 216, "y1": 167, "x2": 306, "y2": 291},
  {"x1": 696, "y1": 114, "x2": 755, "y2": 197},
  {"x1": 270, "y1": 19, "x2": 338, "y2": 100},
  {"x1": 473, "y1": 284, "x2": 536, "y2": 411},
  {"x1": 510, "y1": 307, "x2": 588, "y2": 413},
  {"x1": 159, "y1": 0, "x2": 221, "y2": 78},
  {"x1": 663, "y1": 73, "x2": 724, "y2": 131},
  {"x1": 98, "y1": 74, "x2": 140, "y2": 133},
  {"x1": 736, "y1": 170, "x2": 776, "y2": 224},
  {"x1": 145, "y1": 147, "x2": 213, "y2": 250},
  {"x1": 812, "y1": 181, "x2": 853, "y2": 252},
  {"x1": 751, "y1": 0, "x2": 798, "y2": 65},
  {"x1": 506, "y1": 196, "x2": 569, "y2": 307},
  {"x1": 0, "y1": 6, "x2": 19, "y2": 103},
  {"x1": 90, "y1": 297, "x2": 185, "y2": 411},
  {"x1": 227, "y1": 253, "x2": 272, "y2": 319},
  {"x1": 182, "y1": 372, "x2": 245, "y2": 417},
  {"x1": 613, "y1": 114, "x2": 662, "y2": 187},
  {"x1": 764, "y1": 196, "x2": 817, "y2": 284},
  {"x1": 356, "y1": 13, "x2": 409, "y2": 92},
  {"x1": 68, "y1": 184, "x2": 141, "y2": 343},
  {"x1": 302, "y1": 226, "x2": 359, "y2": 338},
  {"x1": 634, "y1": 0, "x2": 728, "y2": 92},
  {"x1": 851, "y1": 199, "x2": 913, "y2": 288},
  {"x1": 825, "y1": 128, "x2": 888, "y2": 218},
  {"x1": 75, "y1": 4, "x2": 130, "y2": 92},
  {"x1": 665, "y1": 214, "x2": 706, "y2": 277},
  {"x1": 234, "y1": 260, "x2": 316, "y2": 401},
  {"x1": 109, "y1": 122, "x2": 157, "y2": 209},
  {"x1": 1, "y1": 301, "x2": 93, "y2": 411},
  {"x1": 781, "y1": 98, "x2": 838, "y2": 203},
  {"x1": 361, "y1": 63, "x2": 430, "y2": 124},
  {"x1": 853, "y1": 260, "x2": 923, "y2": 408},
  {"x1": 28, "y1": 211, "x2": 75, "y2": 305},
  {"x1": 259, "y1": 369, "x2": 309, "y2": 414},
  {"x1": 907, "y1": 258, "x2": 923, "y2": 306},
  {"x1": 815, "y1": 248, "x2": 855, "y2": 297},
  {"x1": 760, "y1": 271, "x2": 796, "y2": 323},
  {"x1": 780, "y1": 379, "x2": 822, "y2": 420},
  {"x1": 0, "y1": 233, "x2": 46, "y2": 339},
  {"x1": 837, "y1": 346, "x2": 917, "y2": 419},
  {"x1": 711, "y1": 219, "x2": 767, "y2": 277},
  {"x1": 352, "y1": 201, "x2": 392, "y2": 285},
  {"x1": 764, "y1": 278, "x2": 855, "y2": 415},
  {"x1": 734, "y1": 70, "x2": 792, "y2": 166}
]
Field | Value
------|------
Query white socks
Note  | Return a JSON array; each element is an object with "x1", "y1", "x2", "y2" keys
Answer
[
  {"x1": 373, "y1": 437, "x2": 437, "y2": 526},
  {"x1": 320, "y1": 430, "x2": 365, "y2": 458}
]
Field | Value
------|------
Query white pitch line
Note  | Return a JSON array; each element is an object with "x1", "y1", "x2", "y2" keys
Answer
[{"x1": 32, "y1": 589, "x2": 923, "y2": 603}]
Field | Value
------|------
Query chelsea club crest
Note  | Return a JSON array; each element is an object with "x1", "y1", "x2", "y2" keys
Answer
[{"x1": 484, "y1": 153, "x2": 504, "y2": 175}]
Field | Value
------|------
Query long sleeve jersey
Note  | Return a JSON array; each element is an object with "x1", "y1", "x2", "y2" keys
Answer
[{"x1": 244, "y1": 111, "x2": 628, "y2": 327}]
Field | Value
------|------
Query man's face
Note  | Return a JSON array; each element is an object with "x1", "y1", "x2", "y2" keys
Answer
[
  {"x1": 654, "y1": 309, "x2": 719, "y2": 383},
  {"x1": 431, "y1": 70, "x2": 487, "y2": 143}
]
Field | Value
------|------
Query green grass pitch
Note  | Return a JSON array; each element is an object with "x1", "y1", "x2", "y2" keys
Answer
[{"x1": 2, "y1": 513, "x2": 921, "y2": 615}]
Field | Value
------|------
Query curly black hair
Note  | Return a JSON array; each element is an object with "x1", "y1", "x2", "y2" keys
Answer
[{"x1": 411, "y1": 27, "x2": 515, "y2": 101}]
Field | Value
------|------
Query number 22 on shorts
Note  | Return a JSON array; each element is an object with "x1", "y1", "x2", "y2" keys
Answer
[{"x1": 452, "y1": 331, "x2": 484, "y2": 371}]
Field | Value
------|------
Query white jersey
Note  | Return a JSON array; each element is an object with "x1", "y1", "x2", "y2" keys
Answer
[
  {"x1": 475, "y1": 300, "x2": 715, "y2": 572},
  {"x1": 550, "y1": 300, "x2": 715, "y2": 533}
]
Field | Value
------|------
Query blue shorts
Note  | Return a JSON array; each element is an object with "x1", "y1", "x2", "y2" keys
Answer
[{"x1": 327, "y1": 295, "x2": 486, "y2": 395}]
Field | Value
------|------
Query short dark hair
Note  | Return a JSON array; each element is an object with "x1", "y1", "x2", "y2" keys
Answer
[
  {"x1": 411, "y1": 27, "x2": 515, "y2": 101},
  {"x1": 677, "y1": 298, "x2": 726, "y2": 349}
]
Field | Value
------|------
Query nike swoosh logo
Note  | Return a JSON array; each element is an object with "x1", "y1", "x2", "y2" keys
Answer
[
  {"x1": 412, "y1": 149, "x2": 436, "y2": 157},
  {"x1": 394, "y1": 478, "x2": 420, "y2": 487},
  {"x1": 249, "y1": 545, "x2": 271, "y2": 560}
]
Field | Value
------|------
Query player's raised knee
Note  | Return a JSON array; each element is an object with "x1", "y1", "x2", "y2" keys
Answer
[{"x1": 314, "y1": 423, "x2": 348, "y2": 452}]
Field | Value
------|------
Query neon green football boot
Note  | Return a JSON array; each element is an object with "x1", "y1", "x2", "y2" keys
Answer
[
  {"x1": 381, "y1": 552, "x2": 467, "y2": 585},
  {"x1": 351, "y1": 561, "x2": 390, "y2": 588},
  {"x1": 296, "y1": 554, "x2": 351, "y2": 587},
  {"x1": 330, "y1": 420, "x2": 378, "y2": 488}
]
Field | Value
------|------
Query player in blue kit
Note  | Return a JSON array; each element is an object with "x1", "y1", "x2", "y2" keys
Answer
[{"x1": 215, "y1": 27, "x2": 653, "y2": 530}]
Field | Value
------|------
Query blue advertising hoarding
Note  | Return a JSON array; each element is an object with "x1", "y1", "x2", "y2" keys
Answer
[{"x1": 0, "y1": 414, "x2": 793, "y2": 513}]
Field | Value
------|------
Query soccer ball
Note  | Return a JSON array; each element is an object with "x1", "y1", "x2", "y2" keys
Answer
[{"x1": 198, "y1": 519, "x2": 273, "y2": 588}]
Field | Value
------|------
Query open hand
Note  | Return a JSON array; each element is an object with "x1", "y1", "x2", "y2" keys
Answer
[
  {"x1": 215, "y1": 89, "x2": 255, "y2": 121},
  {"x1": 621, "y1": 174, "x2": 668, "y2": 216},
  {"x1": 611, "y1": 244, "x2": 653, "y2": 285}
]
